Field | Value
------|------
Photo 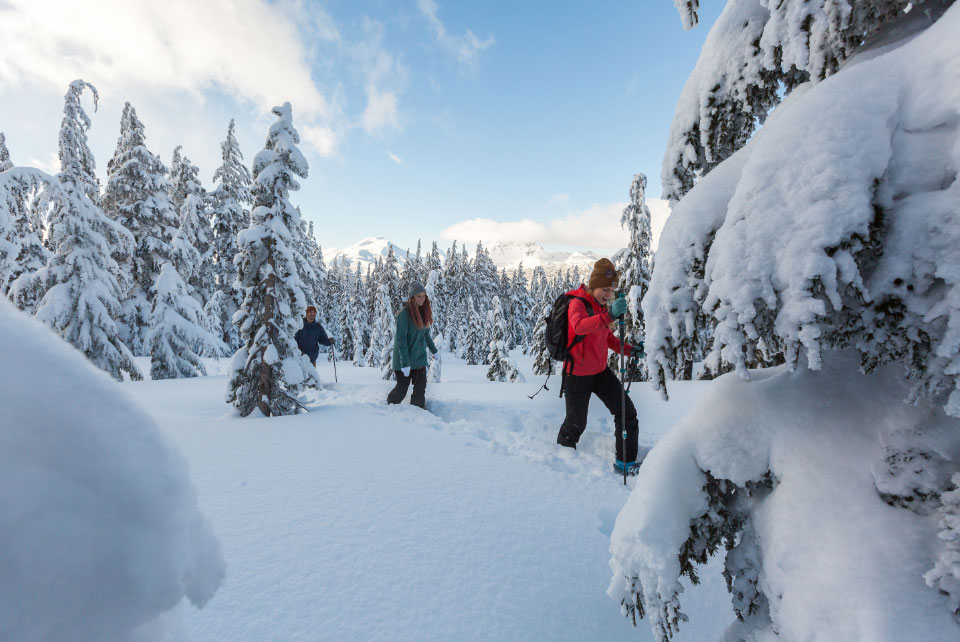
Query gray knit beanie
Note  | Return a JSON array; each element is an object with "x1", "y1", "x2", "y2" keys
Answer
[{"x1": 408, "y1": 281, "x2": 426, "y2": 297}]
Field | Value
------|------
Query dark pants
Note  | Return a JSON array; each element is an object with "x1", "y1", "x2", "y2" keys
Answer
[
  {"x1": 387, "y1": 368, "x2": 427, "y2": 408},
  {"x1": 557, "y1": 367, "x2": 639, "y2": 462}
]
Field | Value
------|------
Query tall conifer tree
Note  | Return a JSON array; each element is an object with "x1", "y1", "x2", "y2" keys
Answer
[
  {"x1": 207, "y1": 119, "x2": 252, "y2": 351},
  {"x1": 103, "y1": 102, "x2": 178, "y2": 354},
  {"x1": 227, "y1": 103, "x2": 319, "y2": 417},
  {"x1": 32, "y1": 80, "x2": 141, "y2": 381}
]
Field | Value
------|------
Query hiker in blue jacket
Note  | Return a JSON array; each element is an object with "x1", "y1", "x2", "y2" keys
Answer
[{"x1": 295, "y1": 305, "x2": 333, "y2": 366}]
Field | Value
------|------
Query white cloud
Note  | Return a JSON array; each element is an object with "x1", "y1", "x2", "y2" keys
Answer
[
  {"x1": 0, "y1": 0, "x2": 389, "y2": 159},
  {"x1": 546, "y1": 193, "x2": 570, "y2": 208},
  {"x1": 302, "y1": 126, "x2": 339, "y2": 158},
  {"x1": 26, "y1": 152, "x2": 60, "y2": 175},
  {"x1": 441, "y1": 202, "x2": 627, "y2": 249},
  {"x1": 349, "y1": 18, "x2": 407, "y2": 137},
  {"x1": 441, "y1": 199, "x2": 674, "y2": 251},
  {"x1": 387, "y1": 151, "x2": 403, "y2": 165},
  {"x1": 361, "y1": 86, "x2": 400, "y2": 135},
  {"x1": 0, "y1": 0, "x2": 331, "y2": 119},
  {"x1": 417, "y1": 0, "x2": 494, "y2": 66}
]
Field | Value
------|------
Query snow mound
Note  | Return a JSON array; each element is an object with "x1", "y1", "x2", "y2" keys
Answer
[
  {"x1": 0, "y1": 299, "x2": 224, "y2": 641},
  {"x1": 609, "y1": 353, "x2": 960, "y2": 641}
]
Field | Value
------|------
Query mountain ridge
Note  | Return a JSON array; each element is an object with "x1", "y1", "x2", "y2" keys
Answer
[{"x1": 325, "y1": 237, "x2": 605, "y2": 277}]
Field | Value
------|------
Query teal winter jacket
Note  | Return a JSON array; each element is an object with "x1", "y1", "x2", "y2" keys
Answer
[{"x1": 391, "y1": 307, "x2": 438, "y2": 371}]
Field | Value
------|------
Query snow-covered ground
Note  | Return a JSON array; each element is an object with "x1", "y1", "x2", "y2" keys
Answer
[{"x1": 122, "y1": 352, "x2": 731, "y2": 641}]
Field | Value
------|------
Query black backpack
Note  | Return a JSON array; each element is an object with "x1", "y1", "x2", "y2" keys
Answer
[{"x1": 544, "y1": 293, "x2": 593, "y2": 362}]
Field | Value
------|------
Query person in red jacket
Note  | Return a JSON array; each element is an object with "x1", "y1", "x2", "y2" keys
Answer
[{"x1": 557, "y1": 258, "x2": 642, "y2": 475}]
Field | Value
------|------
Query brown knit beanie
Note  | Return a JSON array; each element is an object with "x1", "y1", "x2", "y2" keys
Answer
[{"x1": 588, "y1": 258, "x2": 619, "y2": 290}]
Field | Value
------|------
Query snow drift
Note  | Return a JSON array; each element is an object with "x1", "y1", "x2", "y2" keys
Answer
[
  {"x1": 609, "y1": 355, "x2": 960, "y2": 640},
  {"x1": 0, "y1": 298, "x2": 224, "y2": 641}
]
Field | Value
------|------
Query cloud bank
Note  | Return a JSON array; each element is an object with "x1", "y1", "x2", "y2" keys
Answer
[{"x1": 440, "y1": 199, "x2": 672, "y2": 251}]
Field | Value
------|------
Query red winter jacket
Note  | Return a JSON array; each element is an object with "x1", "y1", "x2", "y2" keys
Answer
[{"x1": 564, "y1": 285, "x2": 630, "y2": 376}]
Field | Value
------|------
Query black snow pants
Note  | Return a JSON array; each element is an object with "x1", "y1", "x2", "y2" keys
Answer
[
  {"x1": 557, "y1": 367, "x2": 639, "y2": 463},
  {"x1": 387, "y1": 367, "x2": 427, "y2": 408}
]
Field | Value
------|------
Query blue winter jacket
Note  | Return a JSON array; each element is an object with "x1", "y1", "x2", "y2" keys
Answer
[{"x1": 295, "y1": 320, "x2": 332, "y2": 362}]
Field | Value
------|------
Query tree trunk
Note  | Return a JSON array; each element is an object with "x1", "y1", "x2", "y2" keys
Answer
[{"x1": 258, "y1": 255, "x2": 276, "y2": 417}]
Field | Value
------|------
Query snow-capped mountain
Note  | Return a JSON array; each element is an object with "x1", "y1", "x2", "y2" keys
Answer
[
  {"x1": 325, "y1": 237, "x2": 414, "y2": 270},
  {"x1": 327, "y1": 237, "x2": 603, "y2": 277},
  {"x1": 484, "y1": 241, "x2": 602, "y2": 276}
]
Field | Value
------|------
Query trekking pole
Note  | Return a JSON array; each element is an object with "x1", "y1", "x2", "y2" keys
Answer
[
  {"x1": 617, "y1": 293, "x2": 627, "y2": 487},
  {"x1": 331, "y1": 346, "x2": 338, "y2": 383}
]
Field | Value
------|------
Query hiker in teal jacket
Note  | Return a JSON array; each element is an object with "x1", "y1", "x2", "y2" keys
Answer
[{"x1": 387, "y1": 281, "x2": 438, "y2": 409}]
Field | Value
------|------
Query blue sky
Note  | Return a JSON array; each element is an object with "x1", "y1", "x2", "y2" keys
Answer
[{"x1": 0, "y1": 0, "x2": 722, "y2": 254}]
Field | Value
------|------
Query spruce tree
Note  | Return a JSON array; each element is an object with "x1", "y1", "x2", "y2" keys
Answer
[
  {"x1": 336, "y1": 281, "x2": 354, "y2": 363},
  {"x1": 473, "y1": 241, "x2": 499, "y2": 303},
  {"x1": 382, "y1": 244, "x2": 402, "y2": 311},
  {"x1": 461, "y1": 297, "x2": 483, "y2": 365},
  {"x1": 371, "y1": 283, "x2": 396, "y2": 379},
  {"x1": 530, "y1": 300, "x2": 555, "y2": 376},
  {"x1": 227, "y1": 103, "x2": 319, "y2": 417},
  {"x1": 169, "y1": 150, "x2": 214, "y2": 306},
  {"x1": 401, "y1": 246, "x2": 417, "y2": 292},
  {"x1": 497, "y1": 268, "x2": 515, "y2": 349},
  {"x1": 486, "y1": 295, "x2": 524, "y2": 382},
  {"x1": 351, "y1": 263, "x2": 370, "y2": 366},
  {"x1": 611, "y1": 172, "x2": 653, "y2": 381},
  {"x1": 0, "y1": 133, "x2": 11, "y2": 172},
  {"x1": 207, "y1": 119, "x2": 252, "y2": 351},
  {"x1": 149, "y1": 263, "x2": 222, "y2": 379},
  {"x1": 2, "y1": 170, "x2": 53, "y2": 310},
  {"x1": 32, "y1": 80, "x2": 141, "y2": 381},
  {"x1": 103, "y1": 102, "x2": 178, "y2": 355},
  {"x1": 426, "y1": 269, "x2": 442, "y2": 383},
  {"x1": 294, "y1": 215, "x2": 322, "y2": 315},
  {"x1": 511, "y1": 263, "x2": 534, "y2": 352}
]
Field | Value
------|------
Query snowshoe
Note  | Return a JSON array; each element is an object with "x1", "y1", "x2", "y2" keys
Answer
[{"x1": 613, "y1": 460, "x2": 641, "y2": 476}]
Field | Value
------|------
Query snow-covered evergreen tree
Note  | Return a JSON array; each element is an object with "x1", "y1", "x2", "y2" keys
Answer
[
  {"x1": 426, "y1": 241, "x2": 445, "y2": 332},
  {"x1": 530, "y1": 301, "x2": 555, "y2": 377},
  {"x1": 31, "y1": 80, "x2": 141, "y2": 381},
  {"x1": 1, "y1": 168, "x2": 54, "y2": 310},
  {"x1": 149, "y1": 263, "x2": 224, "y2": 379},
  {"x1": 371, "y1": 283, "x2": 396, "y2": 379},
  {"x1": 550, "y1": 270, "x2": 565, "y2": 298},
  {"x1": 661, "y1": 0, "x2": 942, "y2": 204},
  {"x1": 401, "y1": 245, "x2": 417, "y2": 292},
  {"x1": 497, "y1": 268, "x2": 515, "y2": 349},
  {"x1": 473, "y1": 241, "x2": 499, "y2": 304},
  {"x1": 487, "y1": 295, "x2": 524, "y2": 382},
  {"x1": 610, "y1": 173, "x2": 654, "y2": 381},
  {"x1": 382, "y1": 244, "x2": 402, "y2": 311},
  {"x1": 336, "y1": 285, "x2": 354, "y2": 364},
  {"x1": 170, "y1": 151, "x2": 215, "y2": 306},
  {"x1": 103, "y1": 102, "x2": 178, "y2": 355},
  {"x1": 461, "y1": 297, "x2": 483, "y2": 366},
  {"x1": 351, "y1": 263, "x2": 370, "y2": 366},
  {"x1": 169, "y1": 148, "x2": 214, "y2": 304},
  {"x1": 0, "y1": 133, "x2": 11, "y2": 173},
  {"x1": 511, "y1": 262, "x2": 534, "y2": 351},
  {"x1": 613, "y1": 4, "x2": 960, "y2": 640},
  {"x1": 294, "y1": 215, "x2": 322, "y2": 315},
  {"x1": 425, "y1": 268, "x2": 442, "y2": 382},
  {"x1": 227, "y1": 103, "x2": 319, "y2": 417},
  {"x1": 207, "y1": 119, "x2": 252, "y2": 351},
  {"x1": 926, "y1": 472, "x2": 960, "y2": 619}
]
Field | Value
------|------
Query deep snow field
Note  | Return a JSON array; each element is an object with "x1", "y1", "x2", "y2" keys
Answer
[{"x1": 123, "y1": 352, "x2": 731, "y2": 641}]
